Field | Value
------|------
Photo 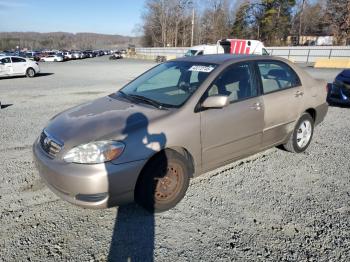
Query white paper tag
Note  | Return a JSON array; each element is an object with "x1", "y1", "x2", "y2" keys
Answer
[{"x1": 188, "y1": 65, "x2": 215, "y2": 73}]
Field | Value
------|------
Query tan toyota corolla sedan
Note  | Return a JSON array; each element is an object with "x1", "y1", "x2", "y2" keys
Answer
[{"x1": 33, "y1": 55, "x2": 328, "y2": 212}]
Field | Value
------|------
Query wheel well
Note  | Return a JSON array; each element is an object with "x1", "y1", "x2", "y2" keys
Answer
[
  {"x1": 139, "y1": 147, "x2": 195, "y2": 179},
  {"x1": 134, "y1": 147, "x2": 195, "y2": 201},
  {"x1": 167, "y1": 147, "x2": 195, "y2": 176},
  {"x1": 305, "y1": 108, "x2": 316, "y2": 121}
]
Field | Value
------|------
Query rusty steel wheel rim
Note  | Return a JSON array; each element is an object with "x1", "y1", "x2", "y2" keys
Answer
[{"x1": 154, "y1": 162, "x2": 184, "y2": 202}]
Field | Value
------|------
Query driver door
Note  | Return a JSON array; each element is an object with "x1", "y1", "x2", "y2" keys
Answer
[{"x1": 200, "y1": 62, "x2": 264, "y2": 171}]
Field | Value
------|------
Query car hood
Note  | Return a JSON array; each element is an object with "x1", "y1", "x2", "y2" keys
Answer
[
  {"x1": 337, "y1": 70, "x2": 350, "y2": 83},
  {"x1": 45, "y1": 96, "x2": 170, "y2": 149}
]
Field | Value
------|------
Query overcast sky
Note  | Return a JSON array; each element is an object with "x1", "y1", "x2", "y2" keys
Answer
[{"x1": 0, "y1": 0, "x2": 146, "y2": 35}]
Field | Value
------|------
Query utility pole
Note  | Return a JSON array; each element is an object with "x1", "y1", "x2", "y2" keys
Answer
[
  {"x1": 298, "y1": 0, "x2": 306, "y2": 45},
  {"x1": 191, "y1": 7, "x2": 194, "y2": 47}
]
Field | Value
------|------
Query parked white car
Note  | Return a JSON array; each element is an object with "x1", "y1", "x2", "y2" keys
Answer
[
  {"x1": 63, "y1": 52, "x2": 73, "y2": 59},
  {"x1": 72, "y1": 52, "x2": 82, "y2": 59},
  {"x1": 40, "y1": 55, "x2": 64, "y2": 62},
  {"x1": 0, "y1": 56, "x2": 40, "y2": 78}
]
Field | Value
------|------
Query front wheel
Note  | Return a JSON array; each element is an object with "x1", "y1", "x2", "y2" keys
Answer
[
  {"x1": 282, "y1": 113, "x2": 314, "y2": 153},
  {"x1": 135, "y1": 150, "x2": 190, "y2": 213},
  {"x1": 26, "y1": 68, "x2": 35, "y2": 78}
]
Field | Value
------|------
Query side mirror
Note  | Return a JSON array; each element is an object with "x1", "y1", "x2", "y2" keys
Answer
[{"x1": 202, "y1": 95, "x2": 229, "y2": 109}]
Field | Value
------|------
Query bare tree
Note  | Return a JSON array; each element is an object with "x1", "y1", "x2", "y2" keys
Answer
[{"x1": 324, "y1": 0, "x2": 350, "y2": 45}]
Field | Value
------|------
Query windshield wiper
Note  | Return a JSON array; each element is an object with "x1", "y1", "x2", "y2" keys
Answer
[
  {"x1": 128, "y1": 94, "x2": 167, "y2": 109},
  {"x1": 117, "y1": 91, "x2": 167, "y2": 109}
]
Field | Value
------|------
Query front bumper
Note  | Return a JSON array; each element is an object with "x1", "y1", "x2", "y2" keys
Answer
[{"x1": 33, "y1": 139, "x2": 146, "y2": 209}]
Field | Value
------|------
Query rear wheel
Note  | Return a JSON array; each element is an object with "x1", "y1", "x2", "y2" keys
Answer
[
  {"x1": 135, "y1": 149, "x2": 190, "y2": 213},
  {"x1": 26, "y1": 68, "x2": 35, "y2": 78},
  {"x1": 282, "y1": 113, "x2": 314, "y2": 153}
]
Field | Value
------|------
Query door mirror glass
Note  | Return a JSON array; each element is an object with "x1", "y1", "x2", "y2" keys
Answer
[{"x1": 202, "y1": 95, "x2": 229, "y2": 109}]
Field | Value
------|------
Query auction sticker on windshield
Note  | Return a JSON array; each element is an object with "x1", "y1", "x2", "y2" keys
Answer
[{"x1": 188, "y1": 65, "x2": 215, "y2": 73}]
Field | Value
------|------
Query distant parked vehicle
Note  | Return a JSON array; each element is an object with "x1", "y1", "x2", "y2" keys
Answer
[
  {"x1": 84, "y1": 50, "x2": 95, "y2": 58},
  {"x1": 71, "y1": 51, "x2": 82, "y2": 59},
  {"x1": 0, "y1": 56, "x2": 40, "y2": 78},
  {"x1": 185, "y1": 39, "x2": 269, "y2": 57},
  {"x1": 327, "y1": 70, "x2": 350, "y2": 106},
  {"x1": 63, "y1": 51, "x2": 73, "y2": 60},
  {"x1": 24, "y1": 51, "x2": 41, "y2": 61},
  {"x1": 109, "y1": 52, "x2": 123, "y2": 60},
  {"x1": 82, "y1": 51, "x2": 92, "y2": 58},
  {"x1": 40, "y1": 55, "x2": 64, "y2": 62}
]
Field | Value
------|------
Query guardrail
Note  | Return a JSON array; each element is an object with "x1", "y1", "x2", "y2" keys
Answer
[
  {"x1": 136, "y1": 46, "x2": 350, "y2": 63},
  {"x1": 135, "y1": 47, "x2": 188, "y2": 58},
  {"x1": 267, "y1": 47, "x2": 350, "y2": 63}
]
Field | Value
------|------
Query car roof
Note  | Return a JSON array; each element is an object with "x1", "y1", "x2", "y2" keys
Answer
[{"x1": 175, "y1": 54, "x2": 269, "y2": 64}]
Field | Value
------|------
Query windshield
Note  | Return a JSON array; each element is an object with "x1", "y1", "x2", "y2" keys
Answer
[
  {"x1": 118, "y1": 61, "x2": 217, "y2": 108},
  {"x1": 184, "y1": 50, "x2": 198, "y2": 57}
]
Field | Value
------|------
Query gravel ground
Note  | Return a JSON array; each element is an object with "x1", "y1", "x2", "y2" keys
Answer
[{"x1": 0, "y1": 57, "x2": 349, "y2": 262}]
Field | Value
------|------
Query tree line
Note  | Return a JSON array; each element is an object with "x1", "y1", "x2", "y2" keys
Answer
[
  {"x1": 141, "y1": 0, "x2": 350, "y2": 47},
  {"x1": 0, "y1": 32, "x2": 139, "y2": 51}
]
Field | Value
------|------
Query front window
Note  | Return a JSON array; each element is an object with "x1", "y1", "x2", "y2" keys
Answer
[
  {"x1": 1, "y1": 57, "x2": 11, "y2": 64},
  {"x1": 206, "y1": 62, "x2": 257, "y2": 102},
  {"x1": 117, "y1": 61, "x2": 217, "y2": 108}
]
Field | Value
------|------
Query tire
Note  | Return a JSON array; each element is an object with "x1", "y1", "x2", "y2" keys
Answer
[
  {"x1": 282, "y1": 113, "x2": 314, "y2": 153},
  {"x1": 135, "y1": 149, "x2": 190, "y2": 213},
  {"x1": 26, "y1": 68, "x2": 35, "y2": 78}
]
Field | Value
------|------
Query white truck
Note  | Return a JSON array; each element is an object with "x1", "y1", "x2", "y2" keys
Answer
[{"x1": 185, "y1": 39, "x2": 269, "y2": 56}]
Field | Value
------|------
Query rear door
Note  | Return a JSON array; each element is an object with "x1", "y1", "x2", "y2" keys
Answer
[
  {"x1": 256, "y1": 60, "x2": 304, "y2": 148},
  {"x1": 11, "y1": 57, "x2": 27, "y2": 75},
  {"x1": 0, "y1": 57, "x2": 12, "y2": 76},
  {"x1": 200, "y1": 62, "x2": 264, "y2": 171}
]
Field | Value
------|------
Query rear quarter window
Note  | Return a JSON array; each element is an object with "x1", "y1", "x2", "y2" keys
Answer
[
  {"x1": 11, "y1": 57, "x2": 26, "y2": 63},
  {"x1": 257, "y1": 61, "x2": 301, "y2": 94}
]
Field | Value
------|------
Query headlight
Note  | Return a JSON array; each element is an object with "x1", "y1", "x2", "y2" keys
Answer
[{"x1": 63, "y1": 141, "x2": 125, "y2": 164}]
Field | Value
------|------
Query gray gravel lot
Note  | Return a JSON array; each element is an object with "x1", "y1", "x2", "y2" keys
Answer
[{"x1": 0, "y1": 57, "x2": 349, "y2": 261}]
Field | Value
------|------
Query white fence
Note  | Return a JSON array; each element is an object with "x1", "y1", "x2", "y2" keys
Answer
[
  {"x1": 135, "y1": 46, "x2": 350, "y2": 63},
  {"x1": 267, "y1": 46, "x2": 350, "y2": 63},
  {"x1": 135, "y1": 47, "x2": 188, "y2": 58}
]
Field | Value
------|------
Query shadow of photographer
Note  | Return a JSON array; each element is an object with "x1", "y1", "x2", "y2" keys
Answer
[{"x1": 108, "y1": 112, "x2": 167, "y2": 262}]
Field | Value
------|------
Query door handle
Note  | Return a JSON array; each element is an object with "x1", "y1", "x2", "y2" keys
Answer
[
  {"x1": 295, "y1": 90, "x2": 304, "y2": 97},
  {"x1": 250, "y1": 102, "x2": 262, "y2": 111}
]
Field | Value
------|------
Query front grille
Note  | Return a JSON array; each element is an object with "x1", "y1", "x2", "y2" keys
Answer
[{"x1": 39, "y1": 130, "x2": 63, "y2": 158}]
